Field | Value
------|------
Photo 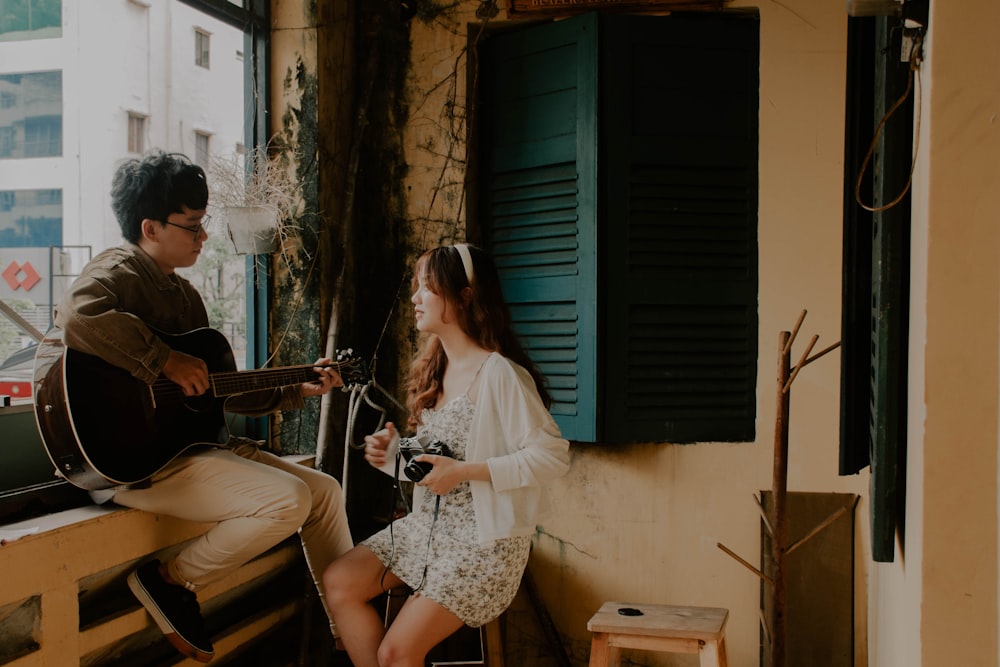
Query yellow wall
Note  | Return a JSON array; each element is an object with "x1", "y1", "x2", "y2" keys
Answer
[{"x1": 403, "y1": 2, "x2": 869, "y2": 664}]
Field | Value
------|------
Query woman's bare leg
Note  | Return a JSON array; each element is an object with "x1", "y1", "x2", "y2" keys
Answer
[
  {"x1": 323, "y1": 546, "x2": 403, "y2": 667},
  {"x1": 376, "y1": 594, "x2": 465, "y2": 667}
]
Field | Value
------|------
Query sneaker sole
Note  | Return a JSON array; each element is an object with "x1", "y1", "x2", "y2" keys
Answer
[{"x1": 127, "y1": 570, "x2": 215, "y2": 663}]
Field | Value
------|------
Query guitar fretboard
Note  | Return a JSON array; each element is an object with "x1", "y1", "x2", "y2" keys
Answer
[
  {"x1": 149, "y1": 362, "x2": 350, "y2": 399},
  {"x1": 210, "y1": 365, "x2": 321, "y2": 396}
]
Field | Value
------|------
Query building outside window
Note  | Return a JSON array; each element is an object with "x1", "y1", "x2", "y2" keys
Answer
[
  {"x1": 0, "y1": 127, "x2": 13, "y2": 157},
  {"x1": 0, "y1": 188, "x2": 61, "y2": 246},
  {"x1": 128, "y1": 112, "x2": 147, "y2": 154},
  {"x1": 195, "y1": 28, "x2": 210, "y2": 68},
  {"x1": 0, "y1": 0, "x2": 62, "y2": 41},
  {"x1": 195, "y1": 131, "x2": 210, "y2": 166},
  {"x1": 0, "y1": 71, "x2": 62, "y2": 159},
  {"x1": 23, "y1": 116, "x2": 61, "y2": 157}
]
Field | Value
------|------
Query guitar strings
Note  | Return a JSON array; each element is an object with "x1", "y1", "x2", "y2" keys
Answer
[{"x1": 150, "y1": 362, "x2": 352, "y2": 398}]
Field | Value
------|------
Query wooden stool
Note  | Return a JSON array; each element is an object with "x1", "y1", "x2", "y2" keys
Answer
[
  {"x1": 587, "y1": 601, "x2": 729, "y2": 667},
  {"x1": 483, "y1": 616, "x2": 504, "y2": 666}
]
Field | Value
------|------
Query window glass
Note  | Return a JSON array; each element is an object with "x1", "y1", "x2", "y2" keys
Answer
[
  {"x1": 0, "y1": 0, "x2": 62, "y2": 41},
  {"x1": 0, "y1": 188, "x2": 61, "y2": 246},
  {"x1": 0, "y1": 72, "x2": 63, "y2": 159},
  {"x1": 128, "y1": 113, "x2": 147, "y2": 154},
  {"x1": 195, "y1": 29, "x2": 211, "y2": 68},
  {"x1": 195, "y1": 131, "x2": 211, "y2": 166}
]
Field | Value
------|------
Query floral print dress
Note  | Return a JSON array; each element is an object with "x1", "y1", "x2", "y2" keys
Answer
[{"x1": 362, "y1": 395, "x2": 531, "y2": 627}]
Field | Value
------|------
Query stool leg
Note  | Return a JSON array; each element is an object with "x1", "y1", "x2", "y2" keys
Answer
[
  {"x1": 589, "y1": 632, "x2": 621, "y2": 667},
  {"x1": 484, "y1": 618, "x2": 504, "y2": 667},
  {"x1": 699, "y1": 638, "x2": 727, "y2": 667}
]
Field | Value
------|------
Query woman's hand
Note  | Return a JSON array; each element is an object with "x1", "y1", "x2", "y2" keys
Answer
[
  {"x1": 364, "y1": 421, "x2": 397, "y2": 468},
  {"x1": 417, "y1": 457, "x2": 491, "y2": 495}
]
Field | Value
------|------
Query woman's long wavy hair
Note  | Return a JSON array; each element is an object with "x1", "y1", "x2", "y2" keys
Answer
[{"x1": 405, "y1": 244, "x2": 551, "y2": 432}]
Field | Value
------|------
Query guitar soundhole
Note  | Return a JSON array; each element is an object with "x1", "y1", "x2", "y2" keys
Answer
[{"x1": 182, "y1": 394, "x2": 215, "y2": 413}]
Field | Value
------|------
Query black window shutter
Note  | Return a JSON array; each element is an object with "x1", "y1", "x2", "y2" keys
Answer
[
  {"x1": 600, "y1": 13, "x2": 759, "y2": 443},
  {"x1": 841, "y1": 15, "x2": 911, "y2": 563}
]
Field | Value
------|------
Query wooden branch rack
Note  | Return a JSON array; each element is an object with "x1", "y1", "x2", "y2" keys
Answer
[{"x1": 716, "y1": 309, "x2": 843, "y2": 667}]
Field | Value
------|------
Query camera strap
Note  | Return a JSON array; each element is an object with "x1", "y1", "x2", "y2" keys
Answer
[
  {"x1": 382, "y1": 455, "x2": 441, "y2": 594},
  {"x1": 413, "y1": 495, "x2": 442, "y2": 593},
  {"x1": 379, "y1": 453, "x2": 407, "y2": 595}
]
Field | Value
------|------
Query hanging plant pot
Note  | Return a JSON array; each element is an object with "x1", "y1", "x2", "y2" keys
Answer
[{"x1": 218, "y1": 206, "x2": 281, "y2": 255}]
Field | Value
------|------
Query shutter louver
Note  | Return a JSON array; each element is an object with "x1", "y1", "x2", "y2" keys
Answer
[
  {"x1": 481, "y1": 13, "x2": 599, "y2": 441},
  {"x1": 490, "y1": 162, "x2": 581, "y2": 417},
  {"x1": 603, "y1": 13, "x2": 759, "y2": 443}
]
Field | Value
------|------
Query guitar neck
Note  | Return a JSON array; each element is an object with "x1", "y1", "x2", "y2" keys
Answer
[{"x1": 210, "y1": 364, "x2": 333, "y2": 397}]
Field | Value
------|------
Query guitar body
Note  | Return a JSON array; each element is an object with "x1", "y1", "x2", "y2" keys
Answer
[{"x1": 34, "y1": 328, "x2": 236, "y2": 490}]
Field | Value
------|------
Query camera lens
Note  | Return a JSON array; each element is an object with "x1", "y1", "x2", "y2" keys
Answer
[
  {"x1": 398, "y1": 437, "x2": 450, "y2": 482},
  {"x1": 404, "y1": 458, "x2": 433, "y2": 482}
]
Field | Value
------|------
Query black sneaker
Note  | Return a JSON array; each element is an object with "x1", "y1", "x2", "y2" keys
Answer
[{"x1": 127, "y1": 559, "x2": 215, "y2": 663}]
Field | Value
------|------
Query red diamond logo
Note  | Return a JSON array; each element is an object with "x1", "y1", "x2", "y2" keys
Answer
[{"x1": 2, "y1": 261, "x2": 41, "y2": 291}]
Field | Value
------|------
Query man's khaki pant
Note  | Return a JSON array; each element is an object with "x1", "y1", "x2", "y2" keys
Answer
[{"x1": 114, "y1": 439, "x2": 354, "y2": 627}]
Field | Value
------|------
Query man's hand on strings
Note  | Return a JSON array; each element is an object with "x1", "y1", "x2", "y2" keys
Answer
[
  {"x1": 300, "y1": 357, "x2": 343, "y2": 398},
  {"x1": 162, "y1": 350, "x2": 210, "y2": 396}
]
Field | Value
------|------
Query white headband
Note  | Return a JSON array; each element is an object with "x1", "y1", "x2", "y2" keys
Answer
[{"x1": 454, "y1": 243, "x2": 474, "y2": 284}]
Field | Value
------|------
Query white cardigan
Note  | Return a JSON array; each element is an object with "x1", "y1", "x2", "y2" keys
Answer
[{"x1": 379, "y1": 353, "x2": 571, "y2": 544}]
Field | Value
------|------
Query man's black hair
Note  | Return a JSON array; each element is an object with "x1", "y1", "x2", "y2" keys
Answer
[{"x1": 111, "y1": 150, "x2": 209, "y2": 243}]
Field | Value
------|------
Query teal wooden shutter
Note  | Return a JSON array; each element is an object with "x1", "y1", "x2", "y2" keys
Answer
[
  {"x1": 601, "y1": 13, "x2": 760, "y2": 443},
  {"x1": 479, "y1": 13, "x2": 598, "y2": 441}
]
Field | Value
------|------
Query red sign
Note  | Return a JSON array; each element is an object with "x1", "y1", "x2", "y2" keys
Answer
[
  {"x1": 2, "y1": 261, "x2": 41, "y2": 292},
  {"x1": 0, "y1": 380, "x2": 31, "y2": 398}
]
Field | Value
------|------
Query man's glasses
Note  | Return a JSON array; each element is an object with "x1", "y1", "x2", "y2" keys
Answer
[{"x1": 162, "y1": 215, "x2": 211, "y2": 241}]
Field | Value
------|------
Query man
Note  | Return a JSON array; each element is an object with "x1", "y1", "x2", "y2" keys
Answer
[{"x1": 54, "y1": 150, "x2": 354, "y2": 663}]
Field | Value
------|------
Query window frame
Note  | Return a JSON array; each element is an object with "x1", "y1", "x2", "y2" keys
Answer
[
  {"x1": 127, "y1": 112, "x2": 147, "y2": 155},
  {"x1": 0, "y1": 0, "x2": 62, "y2": 41},
  {"x1": 195, "y1": 28, "x2": 211, "y2": 69},
  {"x1": 195, "y1": 130, "x2": 211, "y2": 166}
]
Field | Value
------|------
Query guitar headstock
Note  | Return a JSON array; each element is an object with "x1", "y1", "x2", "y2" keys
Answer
[{"x1": 335, "y1": 348, "x2": 369, "y2": 390}]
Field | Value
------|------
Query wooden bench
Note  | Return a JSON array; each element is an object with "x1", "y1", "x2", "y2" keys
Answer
[
  {"x1": 587, "y1": 601, "x2": 729, "y2": 667},
  {"x1": 0, "y1": 456, "x2": 318, "y2": 666}
]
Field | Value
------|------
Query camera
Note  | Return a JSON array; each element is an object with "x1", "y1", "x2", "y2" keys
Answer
[{"x1": 399, "y1": 435, "x2": 452, "y2": 482}]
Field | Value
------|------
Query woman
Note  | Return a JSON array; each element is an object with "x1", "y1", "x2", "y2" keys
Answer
[{"x1": 323, "y1": 243, "x2": 571, "y2": 667}]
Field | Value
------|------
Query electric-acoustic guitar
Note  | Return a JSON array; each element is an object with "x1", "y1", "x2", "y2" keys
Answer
[{"x1": 32, "y1": 326, "x2": 367, "y2": 491}]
